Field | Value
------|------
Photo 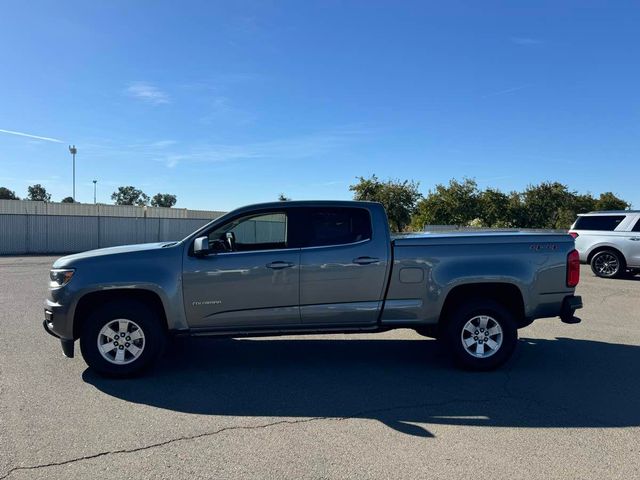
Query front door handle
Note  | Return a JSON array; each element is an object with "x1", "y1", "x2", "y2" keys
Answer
[
  {"x1": 353, "y1": 256, "x2": 380, "y2": 265},
  {"x1": 266, "y1": 261, "x2": 295, "y2": 270},
  {"x1": 630, "y1": 237, "x2": 640, "y2": 241}
]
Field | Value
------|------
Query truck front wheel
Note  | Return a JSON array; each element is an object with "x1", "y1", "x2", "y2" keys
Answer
[
  {"x1": 80, "y1": 299, "x2": 166, "y2": 377},
  {"x1": 445, "y1": 299, "x2": 517, "y2": 371}
]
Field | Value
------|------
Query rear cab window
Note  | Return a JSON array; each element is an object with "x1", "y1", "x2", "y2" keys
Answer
[
  {"x1": 294, "y1": 207, "x2": 372, "y2": 247},
  {"x1": 633, "y1": 218, "x2": 640, "y2": 232},
  {"x1": 574, "y1": 215, "x2": 626, "y2": 231}
]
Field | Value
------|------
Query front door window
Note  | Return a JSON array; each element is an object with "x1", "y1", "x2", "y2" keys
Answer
[{"x1": 207, "y1": 212, "x2": 288, "y2": 252}]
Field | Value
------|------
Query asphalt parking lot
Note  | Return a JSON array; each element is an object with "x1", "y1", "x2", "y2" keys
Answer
[{"x1": 0, "y1": 257, "x2": 638, "y2": 479}]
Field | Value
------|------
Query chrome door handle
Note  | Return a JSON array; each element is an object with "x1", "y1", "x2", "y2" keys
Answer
[
  {"x1": 353, "y1": 256, "x2": 380, "y2": 265},
  {"x1": 630, "y1": 237, "x2": 640, "y2": 241},
  {"x1": 266, "y1": 261, "x2": 295, "y2": 270}
]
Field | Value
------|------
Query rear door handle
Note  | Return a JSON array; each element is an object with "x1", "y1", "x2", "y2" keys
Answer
[
  {"x1": 630, "y1": 237, "x2": 640, "y2": 241},
  {"x1": 266, "y1": 261, "x2": 295, "y2": 270},
  {"x1": 353, "y1": 256, "x2": 380, "y2": 265}
]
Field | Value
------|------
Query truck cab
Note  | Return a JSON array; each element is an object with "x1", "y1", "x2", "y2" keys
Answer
[{"x1": 183, "y1": 201, "x2": 391, "y2": 331}]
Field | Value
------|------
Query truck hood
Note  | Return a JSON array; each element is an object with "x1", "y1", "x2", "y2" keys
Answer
[{"x1": 52, "y1": 242, "x2": 177, "y2": 267}]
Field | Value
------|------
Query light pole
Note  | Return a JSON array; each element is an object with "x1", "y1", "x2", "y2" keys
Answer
[
  {"x1": 68, "y1": 145, "x2": 77, "y2": 201},
  {"x1": 93, "y1": 180, "x2": 97, "y2": 204}
]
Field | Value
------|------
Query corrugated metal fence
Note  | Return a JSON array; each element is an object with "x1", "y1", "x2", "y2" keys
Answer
[{"x1": 0, "y1": 200, "x2": 226, "y2": 255}]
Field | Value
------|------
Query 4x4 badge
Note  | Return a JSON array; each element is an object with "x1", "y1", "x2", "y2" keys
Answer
[{"x1": 530, "y1": 244, "x2": 558, "y2": 251}]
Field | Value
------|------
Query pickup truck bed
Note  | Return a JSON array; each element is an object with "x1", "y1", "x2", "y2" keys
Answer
[{"x1": 386, "y1": 232, "x2": 579, "y2": 326}]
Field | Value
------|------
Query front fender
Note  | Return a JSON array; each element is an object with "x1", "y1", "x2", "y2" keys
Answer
[{"x1": 48, "y1": 244, "x2": 188, "y2": 338}]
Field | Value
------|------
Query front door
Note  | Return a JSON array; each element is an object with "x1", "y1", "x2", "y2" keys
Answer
[{"x1": 182, "y1": 211, "x2": 300, "y2": 329}]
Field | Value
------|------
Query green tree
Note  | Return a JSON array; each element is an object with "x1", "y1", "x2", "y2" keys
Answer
[
  {"x1": 111, "y1": 186, "x2": 149, "y2": 206},
  {"x1": 595, "y1": 192, "x2": 630, "y2": 211},
  {"x1": 0, "y1": 187, "x2": 19, "y2": 200},
  {"x1": 27, "y1": 184, "x2": 51, "y2": 202},
  {"x1": 478, "y1": 188, "x2": 510, "y2": 227},
  {"x1": 408, "y1": 178, "x2": 630, "y2": 231},
  {"x1": 572, "y1": 193, "x2": 598, "y2": 213},
  {"x1": 518, "y1": 183, "x2": 626, "y2": 229},
  {"x1": 411, "y1": 178, "x2": 479, "y2": 229},
  {"x1": 519, "y1": 182, "x2": 576, "y2": 229},
  {"x1": 350, "y1": 174, "x2": 421, "y2": 231},
  {"x1": 61, "y1": 196, "x2": 75, "y2": 203},
  {"x1": 501, "y1": 191, "x2": 527, "y2": 228},
  {"x1": 151, "y1": 193, "x2": 177, "y2": 208},
  {"x1": 553, "y1": 193, "x2": 597, "y2": 229}
]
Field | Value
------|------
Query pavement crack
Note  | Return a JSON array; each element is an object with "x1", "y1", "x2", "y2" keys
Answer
[
  {"x1": 0, "y1": 396, "x2": 501, "y2": 479},
  {"x1": 0, "y1": 417, "x2": 322, "y2": 480}
]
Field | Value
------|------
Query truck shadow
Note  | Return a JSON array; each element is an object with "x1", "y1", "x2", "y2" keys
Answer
[{"x1": 83, "y1": 336, "x2": 640, "y2": 437}]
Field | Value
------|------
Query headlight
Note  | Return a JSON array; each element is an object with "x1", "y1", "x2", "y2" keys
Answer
[{"x1": 49, "y1": 268, "x2": 75, "y2": 287}]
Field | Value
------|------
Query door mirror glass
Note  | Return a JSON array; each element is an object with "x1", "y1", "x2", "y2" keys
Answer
[{"x1": 193, "y1": 236, "x2": 210, "y2": 255}]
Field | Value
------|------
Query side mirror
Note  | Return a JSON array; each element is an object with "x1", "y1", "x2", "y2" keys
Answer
[{"x1": 193, "y1": 236, "x2": 210, "y2": 256}]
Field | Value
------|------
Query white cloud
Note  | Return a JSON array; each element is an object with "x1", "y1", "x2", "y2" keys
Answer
[
  {"x1": 0, "y1": 128, "x2": 63, "y2": 143},
  {"x1": 319, "y1": 180, "x2": 348, "y2": 186},
  {"x1": 134, "y1": 140, "x2": 177, "y2": 148},
  {"x1": 482, "y1": 84, "x2": 532, "y2": 98},
  {"x1": 66, "y1": 126, "x2": 370, "y2": 170},
  {"x1": 149, "y1": 140, "x2": 177, "y2": 148},
  {"x1": 125, "y1": 82, "x2": 170, "y2": 105},
  {"x1": 156, "y1": 126, "x2": 369, "y2": 168}
]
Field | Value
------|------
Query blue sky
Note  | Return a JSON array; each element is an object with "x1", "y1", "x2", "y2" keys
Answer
[{"x1": 0, "y1": 0, "x2": 638, "y2": 210}]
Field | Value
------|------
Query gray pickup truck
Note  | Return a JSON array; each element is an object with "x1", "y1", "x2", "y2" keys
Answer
[{"x1": 44, "y1": 200, "x2": 582, "y2": 377}]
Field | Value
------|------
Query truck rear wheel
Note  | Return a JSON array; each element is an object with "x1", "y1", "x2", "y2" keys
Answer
[
  {"x1": 445, "y1": 299, "x2": 517, "y2": 371},
  {"x1": 80, "y1": 299, "x2": 166, "y2": 377}
]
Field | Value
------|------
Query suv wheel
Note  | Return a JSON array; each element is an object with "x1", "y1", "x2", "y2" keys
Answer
[
  {"x1": 445, "y1": 299, "x2": 518, "y2": 371},
  {"x1": 590, "y1": 250, "x2": 625, "y2": 279},
  {"x1": 80, "y1": 299, "x2": 166, "y2": 377}
]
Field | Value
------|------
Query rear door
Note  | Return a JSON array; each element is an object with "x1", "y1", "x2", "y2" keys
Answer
[
  {"x1": 295, "y1": 206, "x2": 390, "y2": 326},
  {"x1": 573, "y1": 214, "x2": 628, "y2": 260},
  {"x1": 626, "y1": 216, "x2": 640, "y2": 267}
]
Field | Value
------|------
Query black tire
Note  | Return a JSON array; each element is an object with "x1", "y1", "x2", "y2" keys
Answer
[
  {"x1": 80, "y1": 299, "x2": 166, "y2": 377},
  {"x1": 590, "y1": 250, "x2": 625, "y2": 279},
  {"x1": 445, "y1": 299, "x2": 518, "y2": 371}
]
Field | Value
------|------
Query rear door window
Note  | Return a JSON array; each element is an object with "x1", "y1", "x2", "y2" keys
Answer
[
  {"x1": 574, "y1": 215, "x2": 626, "y2": 231},
  {"x1": 296, "y1": 207, "x2": 372, "y2": 247},
  {"x1": 632, "y1": 218, "x2": 640, "y2": 232}
]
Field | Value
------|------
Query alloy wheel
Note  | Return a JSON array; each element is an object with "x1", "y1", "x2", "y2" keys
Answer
[
  {"x1": 594, "y1": 253, "x2": 619, "y2": 277},
  {"x1": 97, "y1": 319, "x2": 146, "y2": 365},
  {"x1": 460, "y1": 315, "x2": 503, "y2": 359}
]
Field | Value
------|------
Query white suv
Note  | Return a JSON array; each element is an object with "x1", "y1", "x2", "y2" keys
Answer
[{"x1": 569, "y1": 211, "x2": 640, "y2": 278}]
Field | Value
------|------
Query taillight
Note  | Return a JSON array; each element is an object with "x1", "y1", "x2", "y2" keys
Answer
[
  {"x1": 569, "y1": 232, "x2": 579, "y2": 239},
  {"x1": 567, "y1": 249, "x2": 580, "y2": 287}
]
